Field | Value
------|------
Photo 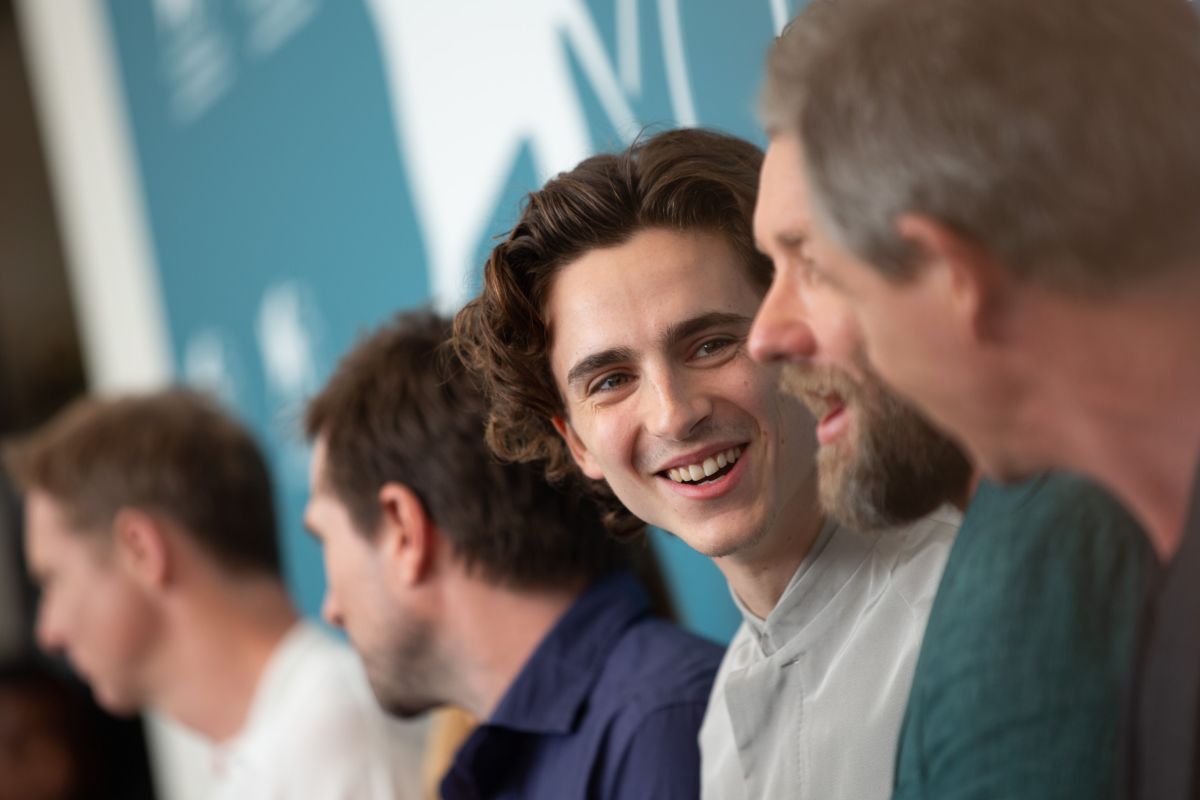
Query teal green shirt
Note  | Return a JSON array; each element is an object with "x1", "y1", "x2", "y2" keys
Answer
[{"x1": 893, "y1": 474, "x2": 1149, "y2": 799}]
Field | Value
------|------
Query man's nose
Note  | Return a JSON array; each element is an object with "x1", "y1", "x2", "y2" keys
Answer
[
  {"x1": 321, "y1": 592, "x2": 344, "y2": 629},
  {"x1": 643, "y1": 370, "x2": 713, "y2": 441},
  {"x1": 35, "y1": 602, "x2": 66, "y2": 655},
  {"x1": 750, "y1": 271, "x2": 817, "y2": 363}
]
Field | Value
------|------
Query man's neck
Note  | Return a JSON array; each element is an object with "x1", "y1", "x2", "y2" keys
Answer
[
  {"x1": 1007, "y1": 281, "x2": 1200, "y2": 559},
  {"x1": 954, "y1": 470, "x2": 983, "y2": 513},
  {"x1": 716, "y1": 473, "x2": 824, "y2": 620},
  {"x1": 442, "y1": 576, "x2": 581, "y2": 721},
  {"x1": 151, "y1": 578, "x2": 298, "y2": 742}
]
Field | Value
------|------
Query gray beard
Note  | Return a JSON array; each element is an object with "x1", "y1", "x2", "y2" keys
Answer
[{"x1": 817, "y1": 388, "x2": 971, "y2": 532}]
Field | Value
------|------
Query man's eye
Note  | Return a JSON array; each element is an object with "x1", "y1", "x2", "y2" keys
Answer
[
  {"x1": 694, "y1": 338, "x2": 734, "y2": 358},
  {"x1": 589, "y1": 373, "x2": 630, "y2": 395}
]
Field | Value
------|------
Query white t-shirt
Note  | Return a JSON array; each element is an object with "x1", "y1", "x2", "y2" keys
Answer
[
  {"x1": 699, "y1": 509, "x2": 960, "y2": 800},
  {"x1": 208, "y1": 621, "x2": 423, "y2": 800}
]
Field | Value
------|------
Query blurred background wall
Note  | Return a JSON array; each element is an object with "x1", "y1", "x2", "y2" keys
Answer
[{"x1": 7, "y1": 1, "x2": 803, "y2": 796}]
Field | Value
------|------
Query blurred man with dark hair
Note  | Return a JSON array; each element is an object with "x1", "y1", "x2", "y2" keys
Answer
[
  {"x1": 752, "y1": 0, "x2": 1185, "y2": 795},
  {"x1": 6, "y1": 390, "x2": 411, "y2": 799},
  {"x1": 303, "y1": 310, "x2": 721, "y2": 800},
  {"x1": 455, "y1": 127, "x2": 961, "y2": 799}
]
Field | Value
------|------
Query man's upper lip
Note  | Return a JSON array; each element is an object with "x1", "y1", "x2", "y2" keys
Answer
[
  {"x1": 808, "y1": 391, "x2": 845, "y2": 418},
  {"x1": 653, "y1": 442, "x2": 747, "y2": 474}
]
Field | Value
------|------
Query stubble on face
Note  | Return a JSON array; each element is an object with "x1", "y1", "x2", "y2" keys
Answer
[
  {"x1": 781, "y1": 359, "x2": 972, "y2": 531},
  {"x1": 360, "y1": 613, "x2": 444, "y2": 719}
]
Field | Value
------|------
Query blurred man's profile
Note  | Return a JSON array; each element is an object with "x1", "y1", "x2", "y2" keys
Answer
[
  {"x1": 749, "y1": 0, "x2": 1200, "y2": 795},
  {"x1": 304, "y1": 310, "x2": 722, "y2": 800},
  {"x1": 5, "y1": 390, "x2": 416, "y2": 799}
]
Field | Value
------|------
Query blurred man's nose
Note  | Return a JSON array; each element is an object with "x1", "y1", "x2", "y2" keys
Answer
[
  {"x1": 35, "y1": 603, "x2": 66, "y2": 654},
  {"x1": 321, "y1": 592, "x2": 344, "y2": 629},
  {"x1": 750, "y1": 272, "x2": 817, "y2": 363}
]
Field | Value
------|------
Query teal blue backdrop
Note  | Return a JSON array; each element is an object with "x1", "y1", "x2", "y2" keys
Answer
[{"x1": 101, "y1": 0, "x2": 803, "y2": 644}]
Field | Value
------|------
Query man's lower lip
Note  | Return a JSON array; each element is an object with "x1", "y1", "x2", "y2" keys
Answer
[{"x1": 816, "y1": 406, "x2": 850, "y2": 445}]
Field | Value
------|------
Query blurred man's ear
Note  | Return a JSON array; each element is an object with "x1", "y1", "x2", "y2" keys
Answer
[
  {"x1": 112, "y1": 508, "x2": 171, "y2": 589},
  {"x1": 376, "y1": 482, "x2": 437, "y2": 586},
  {"x1": 551, "y1": 416, "x2": 605, "y2": 481},
  {"x1": 896, "y1": 214, "x2": 1015, "y2": 343}
]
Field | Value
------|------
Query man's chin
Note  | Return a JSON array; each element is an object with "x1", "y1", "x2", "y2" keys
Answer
[
  {"x1": 91, "y1": 685, "x2": 142, "y2": 718},
  {"x1": 378, "y1": 696, "x2": 437, "y2": 720},
  {"x1": 368, "y1": 675, "x2": 439, "y2": 719},
  {"x1": 979, "y1": 455, "x2": 1038, "y2": 486},
  {"x1": 682, "y1": 521, "x2": 769, "y2": 560}
]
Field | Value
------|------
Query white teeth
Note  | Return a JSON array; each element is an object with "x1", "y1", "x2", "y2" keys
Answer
[{"x1": 665, "y1": 447, "x2": 745, "y2": 484}]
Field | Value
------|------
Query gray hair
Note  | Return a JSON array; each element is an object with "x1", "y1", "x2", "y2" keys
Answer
[{"x1": 764, "y1": 0, "x2": 1200, "y2": 292}]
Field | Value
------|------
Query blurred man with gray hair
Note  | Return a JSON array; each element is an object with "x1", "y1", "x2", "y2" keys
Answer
[{"x1": 750, "y1": 0, "x2": 1200, "y2": 797}]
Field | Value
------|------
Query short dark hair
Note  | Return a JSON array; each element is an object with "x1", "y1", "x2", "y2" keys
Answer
[
  {"x1": 305, "y1": 310, "x2": 635, "y2": 591},
  {"x1": 454, "y1": 128, "x2": 770, "y2": 536},
  {"x1": 4, "y1": 389, "x2": 282, "y2": 577},
  {"x1": 766, "y1": 0, "x2": 1200, "y2": 291}
]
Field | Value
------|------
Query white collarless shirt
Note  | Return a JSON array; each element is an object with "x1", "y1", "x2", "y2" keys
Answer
[
  {"x1": 699, "y1": 509, "x2": 960, "y2": 800},
  {"x1": 208, "y1": 621, "x2": 424, "y2": 800}
]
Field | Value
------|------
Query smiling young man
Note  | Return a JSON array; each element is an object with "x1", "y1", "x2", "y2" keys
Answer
[
  {"x1": 455, "y1": 128, "x2": 961, "y2": 799},
  {"x1": 4, "y1": 390, "x2": 411, "y2": 799},
  {"x1": 303, "y1": 311, "x2": 721, "y2": 800},
  {"x1": 751, "y1": 1, "x2": 1191, "y2": 795}
]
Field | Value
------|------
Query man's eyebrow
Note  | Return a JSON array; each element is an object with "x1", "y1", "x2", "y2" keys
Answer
[
  {"x1": 566, "y1": 346, "x2": 636, "y2": 390},
  {"x1": 774, "y1": 229, "x2": 808, "y2": 250},
  {"x1": 662, "y1": 311, "x2": 753, "y2": 350}
]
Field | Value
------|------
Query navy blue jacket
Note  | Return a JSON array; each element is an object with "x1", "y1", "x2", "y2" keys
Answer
[{"x1": 441, "y1": 571, "x2": 723, "y2": 799}]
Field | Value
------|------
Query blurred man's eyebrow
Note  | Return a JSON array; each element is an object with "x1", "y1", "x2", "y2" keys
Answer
[{"x1": 773, "y1": 230, "x2": 808, "y2": 250}]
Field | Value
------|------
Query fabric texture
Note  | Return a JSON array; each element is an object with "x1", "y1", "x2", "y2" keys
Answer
[
  {"x1": 1128, "y1": 457, "x2": 1200, "y2": 800},
  {"x1": 440, "y1": 570, "x2": 722, "y2": 800},
  {"x1": 699, "y1": 508, "x2": 960, "y2": 800},
  {"x1": 894, "y1": 473, "x2": 1149, "y2": 800},
  {"x1": 208, "y1": 620, "x2": 420, "y2": 800}
]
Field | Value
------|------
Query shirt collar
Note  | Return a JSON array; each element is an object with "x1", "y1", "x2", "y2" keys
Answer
[
  {"x1": 484, "y1": 570, "x2": 649, "y2": 736},
  {"x1": 733, "y1": 519, "x2": 880, "y2": 655}
]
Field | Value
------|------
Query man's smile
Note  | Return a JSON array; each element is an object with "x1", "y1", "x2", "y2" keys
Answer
[
  {"x1": 661, "y1": 445, "x2": 744, "y2": 484},
  {"x1": 653, "y1": 442, "x2": 752, "y2": 501}
]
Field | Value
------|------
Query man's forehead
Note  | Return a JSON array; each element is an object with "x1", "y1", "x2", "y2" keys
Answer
[
  {"x1": 757, "y1": 136, "x2": 813, "y2": 244},
  {"x1": 308, "y1": 437, "x2": 333, "y2": 489},
  {"x1": 25, "y1": 493, "x2": 105, "y2": 568},
  {"x1": 25, "y1": 491, "x2": 71, "y2": 545},
  {"x1": 550, "y1": 236, "x2": 758, "y2": 322}
]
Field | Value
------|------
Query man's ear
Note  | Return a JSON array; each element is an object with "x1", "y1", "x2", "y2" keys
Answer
[
  {"x1": 896, "y1": 214, "x2": 1013, "y2": 343},
  {"x1": 551, "y1": 415, "x2": 605, "y2": 481},
  {"x1": 111, "y1": 508, "x2": 171, "y2": 589},
  {"x1": 376, "y1": 482, "x2": 437, "y2": 586}
]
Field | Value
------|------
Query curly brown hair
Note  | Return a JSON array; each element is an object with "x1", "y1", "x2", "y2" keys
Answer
[{"x1": 454, "y1": 128, "x2": 771, "y2": 536}]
